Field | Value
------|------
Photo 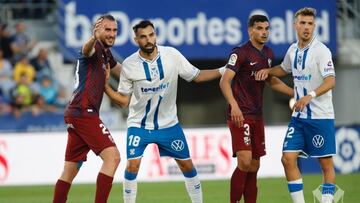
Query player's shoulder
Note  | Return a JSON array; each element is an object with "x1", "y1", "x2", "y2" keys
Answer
[
  {"x1": 312, "y1": 38, "x2": 331, "y2": 52},
  {"x1": 159, "y1": 45, "x2": 179, "y2": 55}
]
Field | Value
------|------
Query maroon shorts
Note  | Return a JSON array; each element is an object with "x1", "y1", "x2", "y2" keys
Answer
[
  {"x1": 64, "y1": 116, "x2": 116, "y2": 162},
  {"x1": 227, "y1": 119, "x2": 266, "y2": 159}
]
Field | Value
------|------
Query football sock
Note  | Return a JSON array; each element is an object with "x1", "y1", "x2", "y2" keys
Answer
[
  {"x1": 95, "y1": 173, "x2": 113, "y2": 203},
  {"x1": 288, "y1": 178, "x2": 305, "y2": 203},
  {"x1": 321, "y1": 183, "x2": 335, "y2": 203},
  {"x1": 230, "y1": 167, "x2": 247, "y2": 203},
  {"x1": 123, "y1": 170, "x2": 138, "y2": 203},
  {"x1": 53, "y1": 179, "x2": 71, "y2": 203},
  {"x1": 244, "y1": 171, "x2": 258, "y2": 203},
  {"x1": 183, "y1": 168, "x2": 203, "y2": 203}
]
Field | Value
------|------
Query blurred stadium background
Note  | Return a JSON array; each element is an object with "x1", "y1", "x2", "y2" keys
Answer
[{"x1": 0, "y1": 0, "x2": 359, "y2": 202}]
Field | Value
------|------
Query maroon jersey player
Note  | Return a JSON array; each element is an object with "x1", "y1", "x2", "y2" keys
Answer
[
  {"x1": 53, "y1": 14, "x2": 121, "y2": 203},
  {"x1": 220, "y1": 15, "x2": 293, "y2": 203}
]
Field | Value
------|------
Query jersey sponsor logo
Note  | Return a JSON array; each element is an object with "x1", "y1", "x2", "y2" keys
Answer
[
  {"x1": 141, "y1": 82, "x2": 170, "y2": 94},
  {"x1": 244, "y1": 136, "x2": 251, "y2": 145},
  {"x1": 171, "y1": 140, "x2": 185, "y2": 151},
  {"x1": 293, "y1": 74, "x2": 312, "y2": 81},
  {"x1": 268, "y1": 58, "x2": 272, "y2": 67},
  {"x1": 312, "y1": 134, "x2": 325, "y2": 148},
  {"x1": 228, "y1": 54, "x2": 237, "y2": 66}
]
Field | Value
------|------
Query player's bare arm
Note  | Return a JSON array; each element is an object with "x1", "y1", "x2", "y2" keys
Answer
[
  {"x1": 193, "y1": 68, "x2": 222, "y2": 83},
  {"x1": 219, "y1": 68, "x2": 244, "y2": 128},
  {"x1": 104, "y1": 65, "x2": 130, "y2": 108},
  {"x1": 255, "y1": 65, "x2": 288, "y2": 81},
  {"x1": 82, "y1": 18, "x2": 103, "y2": 57},
  {"x1": 266, "y1": 76, "x2": 294, "y2": 97},
  {"x1": 110, "y1": 62, "x2": 122, "y2": 79},
  {"x1": 293, "y1": 75, "x2": 335, "y2": 112}
]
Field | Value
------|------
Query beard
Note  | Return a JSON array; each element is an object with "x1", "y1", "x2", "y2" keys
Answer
[{"x1": 140, "y1": 43, "x2": 156, "y2": 54}]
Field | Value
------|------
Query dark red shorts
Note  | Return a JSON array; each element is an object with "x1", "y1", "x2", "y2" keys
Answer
[
  {"x1": 227, "y1": 119, "x2": 266, "y2": 159},
  {"x1": 64, "y1": 116, "x2": 116, "y2": 162}
]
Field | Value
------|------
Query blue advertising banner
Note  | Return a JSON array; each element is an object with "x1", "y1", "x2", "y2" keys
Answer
[
  {"x1": 299, "y1": 125, "x2": 360, "y2": 174},
  {"x1": 59, "y1": 0, "x2": 337, "y2": 61}
]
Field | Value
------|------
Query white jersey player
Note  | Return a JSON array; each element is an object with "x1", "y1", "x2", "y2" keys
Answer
[
  {"x1": 104, "y1": 20, "x2": 223, "y2": 203},
  {"x1": 255, "y1": 7, "x2": 337, "y2": 203}
]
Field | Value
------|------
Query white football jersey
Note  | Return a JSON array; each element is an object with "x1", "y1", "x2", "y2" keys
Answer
[
  {"x1": 118, "y1": 46, "x2": 200, "y2": 129},
  {"x1": 281, "y1": 37, "x2": 335, "y2": 119}
]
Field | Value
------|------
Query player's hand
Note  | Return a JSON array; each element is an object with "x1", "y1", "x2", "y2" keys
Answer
[
  {"x1": 293, "y1": 95, "x2": 312, "y2": 112},
  {"x1": 93, "y1": 18, "x2": 103, "y2": 40},
  {"x1": 230, "y1": 104, "x2": 244, "y2": 128},
  {"x1": 255, "y1": 69, "x2": 269, "y2": 81}
]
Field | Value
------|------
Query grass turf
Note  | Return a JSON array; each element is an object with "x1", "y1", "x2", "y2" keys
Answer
[{"x1": 0, "y1": 173, "x2": 358, "y2": 203}]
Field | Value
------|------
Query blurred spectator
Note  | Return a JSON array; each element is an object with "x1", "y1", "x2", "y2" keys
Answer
[
  {"x1": 30, "y1": 48, "x2": 53, "y2": 81},
  {"x1": 0, "y1": 24, "x2": 14, "y2": 60},
  {"x1": 0, "y1": 89, "x2": 12, "y2": 115},
  {"x1": 0, "y1": 49, "x2": 15, "y2": 103},
  {"x1": 10, "y1": 72, "x2": 38, "y2": 118},
  {"x1": 10, "y1": 21, "x2": 37, "y2": 63},
  {"x1": 13, "y1": 54, "x2": 36, "y2": 84}
]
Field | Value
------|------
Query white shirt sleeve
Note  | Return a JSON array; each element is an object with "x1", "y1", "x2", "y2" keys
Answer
[
  {"x1": 317, "y1": 47, "x2": 335, "y2": 78},
  {"x1": 117, "y1": 62, "x2": 133, "y2": 95},
  {"x1": 280, "y1": 45, "x2": 293, "y2": 73},
  {"x1": 172, "y1": 48, "x2": 200, "y2": 82}
]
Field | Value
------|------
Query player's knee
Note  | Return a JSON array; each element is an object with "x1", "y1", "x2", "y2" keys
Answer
[
  {"x1": 281, "y1": 154, "x2": 296, "y2": 168},
  {"x1": 238, "y1": 159, "x2": 251, "y2": 171},
  {"x1": 126, "y1": 163, "x2": 140, "y2": 173}
]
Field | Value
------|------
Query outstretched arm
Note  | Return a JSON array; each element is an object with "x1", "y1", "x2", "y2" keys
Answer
[
  {"x1": 193, "y1": 67, "x2": 223, "y2": 83},
  {"x1": 255, "y1": 65, "x2": 289, "y2": 81},
  {"x1": 266, "y1": 76, "x2": 294, "y2": 97},
  {"x1": 219, "y1": 69, "x2": 244, "y2": 128}
]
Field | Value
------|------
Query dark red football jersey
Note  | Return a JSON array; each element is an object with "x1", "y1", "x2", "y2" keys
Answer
[
  {"x1": 64, "y1": 41, "x2": 117, "y2": 117},
  {"x1": 226, "y1": 41, "x2": 274, "y2": 120}
]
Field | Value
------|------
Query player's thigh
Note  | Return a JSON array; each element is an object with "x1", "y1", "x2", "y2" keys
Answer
[
  {"x1": 155, "y1": 123, "x2": 190, "y2": 160},
  {"x1": 282, "y1": 118, "x2": 306, "y2": 156},
  {"x1": 126, "y1": 127, "x2": 149, "y2": 159},
  {"x1": 67, "y1": 117, "x2": 116, "y2": 156},
  {"x1": 64, "y1": 124, "x2": 89, "y2": 162},
  {"x1": 251, "y1": 119, "x2": 266, "y2": 159},
  {"x1": 303, "y1": 119, "x2": 336, "y2": 157},
  {"x1": 227, "y1": 120, "x2": 253, "y2": 158}
]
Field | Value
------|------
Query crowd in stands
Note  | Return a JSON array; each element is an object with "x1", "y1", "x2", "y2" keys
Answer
[{"x1": 0, "y1": 21, "x2": 66, "y2": 118}]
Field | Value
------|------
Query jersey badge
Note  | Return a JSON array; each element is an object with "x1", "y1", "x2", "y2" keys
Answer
[{"x1": 228, "y1": 54, "x2": 237, "y2": 66}]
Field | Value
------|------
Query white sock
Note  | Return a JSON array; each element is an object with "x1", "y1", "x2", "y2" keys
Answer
[
  {"x1": 322, "y1": 193, "x2": 334, "y2": 203},
  {"x1": 184, "y1": 175, "x2": 203, "y2": 203},
  {"x1": 288, "y1": 179, "x2": 305, "y2": 203},
  {"x1": 123, "y1": 179, "x2": 137, "y2": 203},
  {"x1": 290, "y1": 190, "x2": 305, "y2": 203}
]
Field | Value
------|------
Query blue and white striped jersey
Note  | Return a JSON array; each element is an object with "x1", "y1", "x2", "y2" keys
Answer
[
  {"x1": 118, "y1": 46, "x2": 200, "y2": 129},
  {"x1": 281, "y1": 37, "x2": 335, "y2": 119}
]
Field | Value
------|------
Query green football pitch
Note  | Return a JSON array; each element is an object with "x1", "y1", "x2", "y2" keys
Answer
[{"x1": 0, "y1": 173, "x2": 358, "y2": 203}]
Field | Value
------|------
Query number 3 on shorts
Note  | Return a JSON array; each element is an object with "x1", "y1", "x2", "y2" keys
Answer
[{"x1": 128, "y1": 135, "x2": 141, "y2": 147}]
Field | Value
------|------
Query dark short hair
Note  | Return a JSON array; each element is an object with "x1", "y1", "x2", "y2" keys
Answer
[
  {"x1": 248, "y1": 15, "x2": 269, "y2": 28},
  {"x1": 98, "y1": 14, "x2": 116, "y2": 22},
  {"x1": 133, "y1": 20, "x2": 155, "y2": 34},
  {"x1": 295, "y1": 7, "x2": 317, "y2": 19}
]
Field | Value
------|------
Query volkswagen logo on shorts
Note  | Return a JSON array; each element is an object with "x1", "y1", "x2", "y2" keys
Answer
[
  {"x1": 171, "y1": 140, "x2": 184, "y2": 151},
  {"x1": 312, "y1": 135, "x2": 325, "y2": 148}
]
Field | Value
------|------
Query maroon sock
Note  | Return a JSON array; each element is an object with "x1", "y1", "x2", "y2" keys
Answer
[
  {"x1": 53, "y1": 179, "x2": 71, "y2": 203},
  {"x1": 230, "y1": 167, "x2": 247, "y2": 203},
  {"x1": 95, "y1": 173, "x2": 114, "y2": 203},
  {"x1": 244, "y1": 172, "x2": 258, "y2": 203}
]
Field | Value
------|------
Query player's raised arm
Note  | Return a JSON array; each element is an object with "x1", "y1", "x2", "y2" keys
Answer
[{"x1": 82, "y1": 18, "x2": 103, "y2": 57}]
